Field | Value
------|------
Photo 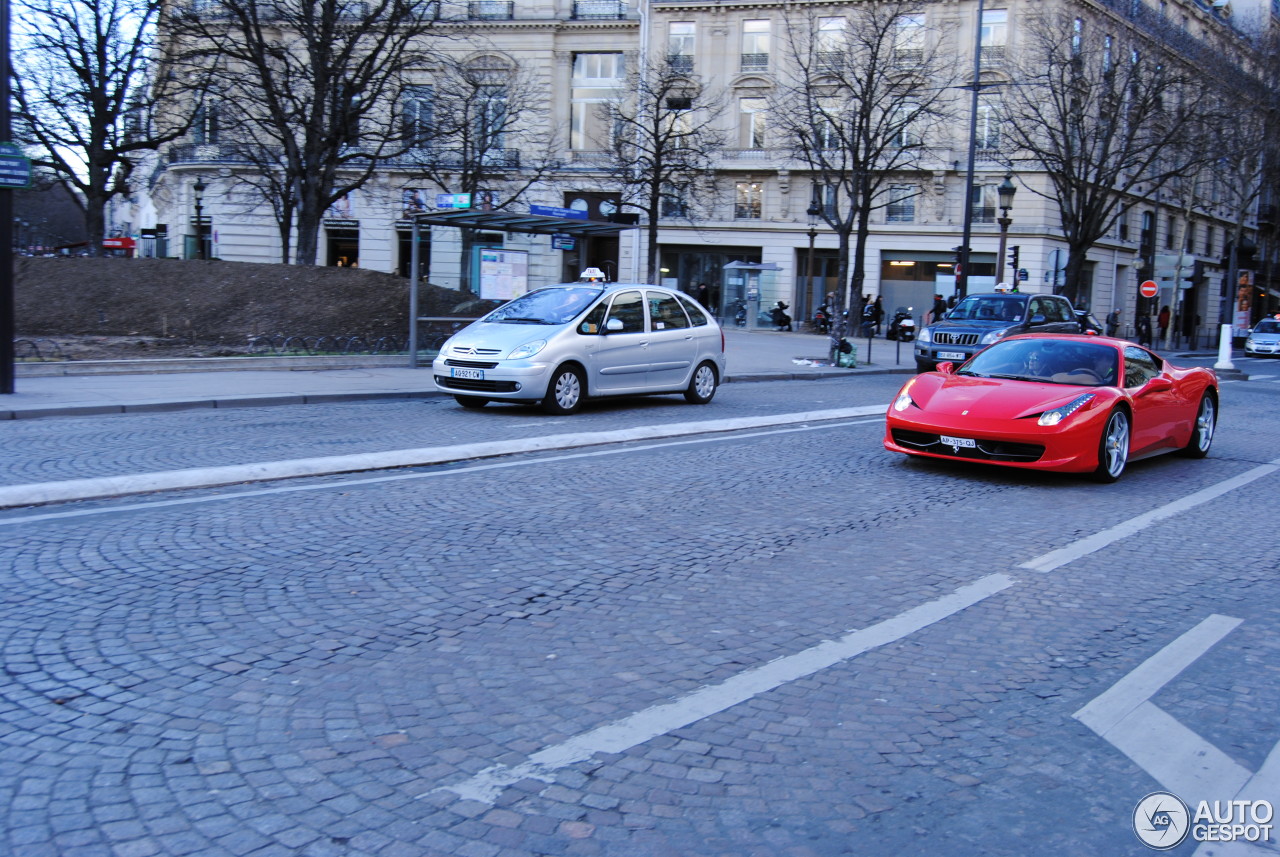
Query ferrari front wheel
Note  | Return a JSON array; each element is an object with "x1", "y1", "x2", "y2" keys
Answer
[
  {"x1": 1179, "y1": 393, "x2": 1216, "y2": 459},
  {"x1": 1092, "y1": 409, "x2": 1130, "y2": 483}
]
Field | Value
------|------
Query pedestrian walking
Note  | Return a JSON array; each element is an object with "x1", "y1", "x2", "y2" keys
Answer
[
  {"x1": 1136, "y1": 314, "x2": 1152, "y2": 347},
  {"x1": 930, "y1": 293, "x2": 948, "y2": 325},
  {"x1": 1157, "y1": 305, "x2": 1171, "y2": 341},
  {"x1": 873, "y1": 296, "x2": 884, "y2": 336},
  {"x1": 695, "y1": 282, "x2": 711, "y2": 309},
  {"x1": 1106, "y1": 308, "x2": 1121, "y2": 337}
]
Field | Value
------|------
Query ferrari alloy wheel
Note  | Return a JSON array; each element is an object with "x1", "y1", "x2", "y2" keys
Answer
[
  {"x1": 1180, "y1": 394, "x2": 1217, "y2": 458},
  {"x1": 684, "y1": 362, "x2": 719, "y2": 404},
  {"x1": 1092, "y1": 409, "x2": 1130, "y2": 483},
  {"x1": 542, "y1": 365, "x2": 584, "y2": 415}
]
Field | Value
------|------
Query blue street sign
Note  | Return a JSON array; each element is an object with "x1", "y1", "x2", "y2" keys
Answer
[
  {"x1": 530, "y1": 204, "x2": 587, "y2": 220},
  {"x1": 551, "y1": 233, "x2": 575, "y2": 250}
]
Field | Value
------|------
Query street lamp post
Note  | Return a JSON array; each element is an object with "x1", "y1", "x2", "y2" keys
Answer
[
  {"x1": 995, "y1": 174, "x2": 1016, "y2": 288},
  {"x1": 806, "y1": 199, "x2": 820, "y2": 323},
  {"x1": 193, "y1": 176, "x2": 207, "y2": 260}
]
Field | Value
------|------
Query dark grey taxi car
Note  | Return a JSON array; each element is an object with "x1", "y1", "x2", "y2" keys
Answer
[{"x1": 914, "y1": 292, "x2": 1081, "y2": 373}]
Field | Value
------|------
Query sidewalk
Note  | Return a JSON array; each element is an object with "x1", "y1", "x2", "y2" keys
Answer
[{"x1": 0, "y1": 329, "x2": 914, "y2": 421}]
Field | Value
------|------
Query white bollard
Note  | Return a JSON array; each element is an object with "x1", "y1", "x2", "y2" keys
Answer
[{"x1": 1214, "y1": 323, "x2": 1235, "y2": 371}]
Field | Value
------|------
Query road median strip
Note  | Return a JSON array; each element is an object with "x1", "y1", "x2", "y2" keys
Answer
[{"x1": 0, "y1": 406, "x2": 887, "y2": 509}]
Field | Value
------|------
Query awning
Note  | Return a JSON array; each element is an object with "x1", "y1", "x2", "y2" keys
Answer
[{"x1": 411, "y1": 209, "x2": 637, "y2": 237}]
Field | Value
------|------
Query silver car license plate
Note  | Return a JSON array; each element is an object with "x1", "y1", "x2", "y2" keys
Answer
[
  {"x1": 451, "y1": 367, "x2": 484, "y2": 380},
  {"x1": 939, "y1": 435, "x2": 976, "y2": 448},
  {"x1": 937, "y1": 351, "x2": 966, "y2": 360}
]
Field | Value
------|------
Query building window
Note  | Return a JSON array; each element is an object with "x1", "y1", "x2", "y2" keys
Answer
[
  {"x1": 973, "y1": 184, "x2": 998, "y2": 223},
  {"x1": 816, "y1": 17, "x2": 845, "y2": 68},
  {"x1": 976, "y1": 97, "x2": 1000, "y2": 150},
  {"x1": 401, "y1": 85, "x2": 432, "y2": 148},
  {"x1": 1166, "y1": 215, "x2": 1176, "y2": 249},
  {"x1": 1205, "y1": 225, "x2": 1214, "y2": 256},
  {"x1": 739, "y1": 97, "x2": 767, "y2": 149},
  {"x1": 668, "y1": 22, "x2": 695, "y2": 72},
  {"x1": 892, "y1": 103, "x2": 922, "y2": 148},
  {"x1": 886, "y1": 185, "x2": 916, "y2": 222},
  {"x1": 468, "y1": 0, "x2": 512, "y2": 19},
  {"x1": 735, "y1": 182, "x2": 762, "y2": 219},
  {"x1": 571, "y1": 53, "x2": 623, "y2": 150},
  {"x1": 194, "y1": 105, "x2": 219, "y2": 145},
  {"x1": 980, "y1": 9, "x2": 1007, "y2": 67},
  {"x1": 817, "y1": 183, "x2": 837, "y2": 217},
  {"x1": 741, "y1": 20, "x2": 769, "y2": 71},
  {"x1": 1117, "y1": 207, "x2": 1130, "y2": 241},
  {"x1": 661, "y1": 185, "x2": 689, "y2": 218},
  {"x1": 893, "y1": 14, "x2": 924, "y2": 66}
]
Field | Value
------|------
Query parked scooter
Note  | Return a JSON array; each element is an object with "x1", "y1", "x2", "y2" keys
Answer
[
  {"x1": 732, "y1": 299, "x2": 747, "y2": 328},
  {"x1": 887, "y1": 307, "x2": 916, "y2": 341},
  {"x1": 813, "y1": 305, "x2": 831, "y2": 334}
]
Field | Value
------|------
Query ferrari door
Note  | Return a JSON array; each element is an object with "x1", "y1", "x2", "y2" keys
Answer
[{"x1": 1122, "y1": 346, "x2": 1181, "y2": 455}]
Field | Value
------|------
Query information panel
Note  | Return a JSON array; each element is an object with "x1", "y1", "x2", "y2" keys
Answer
[{"x1": 476, "y1": 248, "x2": 528, "y2": 301}]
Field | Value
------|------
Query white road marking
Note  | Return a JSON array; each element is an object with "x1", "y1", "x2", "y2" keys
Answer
[
  {"x1": 1076, "y1": 613, "x2": 1280, "y2": 848},
  {"x1": 432, "y1": 573, "x2": 1016, "y2": 804},
  {"x1": 1019, "y1": 459, "x2": 1280, "y2": 573},
  {"x1": 0, "y1": 418, "x2": 887, "y2": 526},
  {"x1": 0, "y1": 406, "x2": 887, "y2": 510}
]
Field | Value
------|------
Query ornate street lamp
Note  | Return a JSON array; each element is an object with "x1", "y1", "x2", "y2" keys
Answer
[
  {"x1": 996, "y1": 174, "x2": 1016, "y2": 289},
  {"x1": 193, "y1": 176, "x2": 207, "y2": 260}
]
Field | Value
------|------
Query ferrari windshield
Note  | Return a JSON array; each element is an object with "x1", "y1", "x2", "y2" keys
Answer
[
  {"x1": 946, "y1": 295, "x2": 1026, "y2": 323},
  {"x1": 958, "y1": 339, "x2": 1118, "y2": 386},
  {"x1": 481, "y1": 287, "x2": 603, "y2": 325}
]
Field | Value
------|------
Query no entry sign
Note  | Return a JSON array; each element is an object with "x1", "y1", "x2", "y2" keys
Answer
[{"x1": 1139, "y1": 280, "x2": 1159, "y2": 298}]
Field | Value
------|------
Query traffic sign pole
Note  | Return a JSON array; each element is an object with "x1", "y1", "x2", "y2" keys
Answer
[{"x1": 1, "y1": 0, "x2": 15, "y2": 394}]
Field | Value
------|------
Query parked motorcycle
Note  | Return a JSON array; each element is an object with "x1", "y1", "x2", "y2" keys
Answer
[
  {"x1": 732, "y1": 299, "x2": 747, "y2": 328},
  {"x1": 813, "y1": 305, "x2": 831, "y2": 334},
  {"x1": 887, "y1": 307, "x2": 916, "y2": 341}
]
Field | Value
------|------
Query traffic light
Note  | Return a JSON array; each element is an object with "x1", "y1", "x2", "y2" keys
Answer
[
  {"x1": 1007, "y1": 245, "x2": 1020, "y2": 271},
  {"x1": 952, "y1": 245, "x2": 965, "y2": 265}
]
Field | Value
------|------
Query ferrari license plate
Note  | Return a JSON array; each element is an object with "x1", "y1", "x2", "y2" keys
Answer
[
  {"x1": 937, "y1": 351, "x2": 966, "y2": 360},
  {"x1": 450, "y1": 367, "x2": 484, "y2": 380},
  {"x1": 939, "y1": 435, "x2": 976, "y2": 448}
]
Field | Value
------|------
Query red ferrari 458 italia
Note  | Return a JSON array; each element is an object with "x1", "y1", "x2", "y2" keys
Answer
[{"x1": 883, "y1": 334, "x2": 1218, "y2": 482}]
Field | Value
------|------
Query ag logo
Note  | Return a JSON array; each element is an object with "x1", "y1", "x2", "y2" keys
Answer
[{"x1": 1134, "y1": 791, "x2": 1191, "y2": 850}]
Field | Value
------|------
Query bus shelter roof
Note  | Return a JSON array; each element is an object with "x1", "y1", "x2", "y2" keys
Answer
[{"x1": 411, "y1": 209, "x2": 636, "y2": 237}]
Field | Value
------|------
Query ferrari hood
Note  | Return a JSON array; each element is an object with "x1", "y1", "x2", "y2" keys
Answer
[{"x1": 914, "y1": 375, "x2": 1090, "y2": 420}]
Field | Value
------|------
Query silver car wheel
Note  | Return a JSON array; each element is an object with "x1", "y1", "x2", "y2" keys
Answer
[
  {"x1": 684, "y1": 363, "x2": 718, "y2": 404},
  {"x1": 1100, "y1": 410, "x2": 1129, "y2": 480},
  {"x1": 543, "y1": 366, "x2": 583, "y2": 415},
  {"x1": 1194, "y1": 396, "x2": 1215, "y2": 452}
]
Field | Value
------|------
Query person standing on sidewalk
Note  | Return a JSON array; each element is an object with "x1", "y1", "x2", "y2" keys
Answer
[
  {"x1": 1136, "y1": 313, "x2": 1152, "y2": 347},
  {"x1": 1106, "y1": 308, "x2": 1121, "y2": 337},
  {"x1": 873, "y1": 296, "x2": 884, "y2": 335},
  {"x1": 1157, "y1": 305, "x2": 1170, "y2": 342},
  {"x1": 930, "y1": 293, "x2": 948, "y2": 325}
]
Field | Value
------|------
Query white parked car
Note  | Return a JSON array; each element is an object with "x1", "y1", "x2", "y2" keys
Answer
[
  {"x1": 1245, "y1": 317, "x2": 1280, "y2": 357},
  {"x1": 432, "y1": 281, "x2": 727, "y2": 414}
]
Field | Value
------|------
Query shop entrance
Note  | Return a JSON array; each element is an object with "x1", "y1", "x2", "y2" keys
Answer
[{"x1": 327, "y1": 230, "x2": 359, "y2": 267}]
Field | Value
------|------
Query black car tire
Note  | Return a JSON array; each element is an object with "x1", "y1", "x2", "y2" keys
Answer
[
  {"x1": 1178, "y1": 393, "x2": 1217, "y2": 459},
  {"x1": 542, "y1": 364, "x2": 585, "y2": 415},
  {"x1": 1091, "y1": 408, "x2": 1130, "y2": 483},
  {"x1": 684, "y1": 362, "x2": 719, "y2": 404},
  {"x1": 454, "y1": 395, "x2": 488, "y2": 409}
]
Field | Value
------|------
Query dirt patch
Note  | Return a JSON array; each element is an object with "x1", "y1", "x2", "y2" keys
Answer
[{"x1": 14, "y1": 257, "x2": 491, "y2": 360}]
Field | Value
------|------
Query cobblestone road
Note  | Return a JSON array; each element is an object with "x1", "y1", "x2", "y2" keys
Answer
[{"x1": 1, "y1": 373, "x2": 1278, "y2": 856}]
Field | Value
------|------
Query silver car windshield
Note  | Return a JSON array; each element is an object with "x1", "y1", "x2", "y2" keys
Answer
[
  {"x1": 482, "y1": 287, "x2": 603, "y2": 325},
  {"x1": 1255, "y1": 320, "x2": 1280, "y2": 334},
  {"x1": 947, "y1": 296, "x2": 1025, "y2": 323},
  {"x1": 957, "y1": 339, "x2": 1118, "y2": 386}
]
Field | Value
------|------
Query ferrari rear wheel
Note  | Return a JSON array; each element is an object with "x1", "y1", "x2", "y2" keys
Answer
[
  {"x1": 1092, "y1": 409, "x2": 1130, "y2": 483},
  {"x1": 1179, "y1": 393, "x2": 1217, "y2": 458}
]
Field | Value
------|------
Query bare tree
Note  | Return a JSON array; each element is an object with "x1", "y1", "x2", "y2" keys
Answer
[
  {"x1": 1002, "y1": 11, "x2": 1216, "y2": 306},
  {"x1": 11, "y1": 0, "x2": 194, "y2": 252},
  {"x1": 771, "y1": 3, "x2": 960, "y2": 350},
  {"x1": 406, "y1": 53, "x2": 561, "y2": 290},
  {"x1": 170, "y1": 0, "x2": 444, "y2": 265},
  {"x1": 595, "y1": 58, "x2": 727, "y2": 284}
]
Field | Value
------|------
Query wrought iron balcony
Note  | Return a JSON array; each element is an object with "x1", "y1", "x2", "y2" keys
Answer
[
  {"x1": 468, "y1": 0, "x2": 512, "y2": 19},
  {"x1": 739, "y1": 53, "x2": 769, "y2": 72},
  {"x1": 572, "y1": 0, "x2": 626, "y2": 19}
]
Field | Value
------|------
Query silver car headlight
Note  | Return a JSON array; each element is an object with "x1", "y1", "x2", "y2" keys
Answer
[
  {"x1": 1037, "y1": 393, "x2": 1095, "y2": 426},
  {"x1": 917, "y1": 328, "x2": 932, "y2": 344},
  {"x1": 507, "y1": 339, "x2": 547, "y2": 360},
  {"x1": 1246, "y1": 338, "x2": 1256, "y2": 348},
  {"x1": 980, "y1": 328, "x2": 1009, "y2": 345}
]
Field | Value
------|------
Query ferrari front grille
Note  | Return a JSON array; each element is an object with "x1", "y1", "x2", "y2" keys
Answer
[{"x1": 892, "y1": 429, "x2": 1044, "y2": 462}]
